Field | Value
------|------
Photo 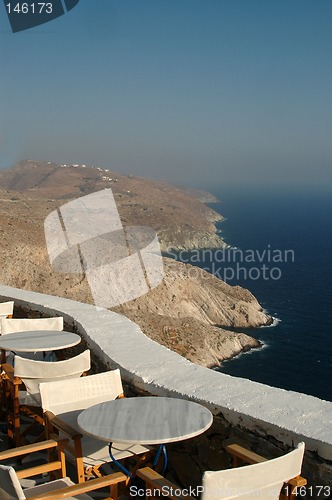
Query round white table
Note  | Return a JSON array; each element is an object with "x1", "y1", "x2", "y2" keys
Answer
[
  {"x1": 78, "y1": 396, "x2": 213, "y2": 477},
  {"x1": 78, "y1": 397, "x2": 213, "y2": 445},
  {"x1": 0, "y1": 330, "x2": 81, "y2": 361}
]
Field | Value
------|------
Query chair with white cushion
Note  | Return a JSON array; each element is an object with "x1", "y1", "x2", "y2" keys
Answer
[
  {"x1": 3, "y1": 350, "x2": 91, "y2": 447},
  {"x1": 0, "y1": 438, "x2": 126, "y2": 500},
  {"x1": 137, "y1": 442, "x2": 306, "y2": 500},
  {"x1": 40, "y1": 370, "x2": 151, "y2": 483},
  {"x1": 0, "y1": 317, "x2": 64, "y2": 427},
  {"x1": 0, "y1": 316, "x2": 64, "y2": 363}
]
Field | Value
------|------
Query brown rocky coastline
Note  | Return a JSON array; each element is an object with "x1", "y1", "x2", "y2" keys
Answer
[{"x1": 0, "y1": 160, "x2": 272, "y2": 367}]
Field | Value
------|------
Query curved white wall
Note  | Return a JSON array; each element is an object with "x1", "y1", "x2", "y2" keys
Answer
[{"x1": 1, "y1": 284, "x2": 332, "y2": 463}]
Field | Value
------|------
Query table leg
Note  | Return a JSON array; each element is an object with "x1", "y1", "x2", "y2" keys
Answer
[
  {"x1": 108, "y1": 443, "x2": 168, "y2": 478},
  {"x1": 108, "y1": 443, "x2": 133, "y2": 478},
  {"x1": 10, "y1": 351, "x2": 16, "y2": 366},
  {"x1": 42, "y1": 351, "x2": 55, "y2": 361},
  {"x1": 152, "y1": 445, "x2": 168, "y2": 473}
]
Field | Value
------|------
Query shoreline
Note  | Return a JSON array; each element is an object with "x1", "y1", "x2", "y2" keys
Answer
[{"x1": 161, "y1": 195, "x2": 272, "y2": 366}]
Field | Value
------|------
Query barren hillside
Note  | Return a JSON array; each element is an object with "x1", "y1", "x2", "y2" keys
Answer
[
  {"x1": 0, "y1": 160, "x2": 271, "y2": 366},
  {"x1": 0, "y1": 160, "x2": 225, "y2": 251}
]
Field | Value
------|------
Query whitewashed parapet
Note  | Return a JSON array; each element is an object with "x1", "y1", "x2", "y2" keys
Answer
[{"x1": 1, "y1": 284, "x2": 332, "y2": 463}]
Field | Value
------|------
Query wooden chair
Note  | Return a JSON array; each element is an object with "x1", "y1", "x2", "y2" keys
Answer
[
  {"x1": 40, "y1": 370, "x2": 152, "y2": 483},
  {"x1": 137, "y1": 442, "x2": 306, "y2": 500},
  {"x1": 2, "y1": 350, "x2": 91, "y2": 447},
  {"x1": 0, "y1": 317, "x2": 64, "y2": 423},
  {"x1": 0, "y1": 438, "x2": 127, "y2": 499},
  {"x1": 224, "y1": 441, "x2": 307, "y2": 498}
]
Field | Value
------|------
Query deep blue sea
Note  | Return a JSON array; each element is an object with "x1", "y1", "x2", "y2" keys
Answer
[{"x1": 178, "y1": 187, "x2": 332, "y2": 401}]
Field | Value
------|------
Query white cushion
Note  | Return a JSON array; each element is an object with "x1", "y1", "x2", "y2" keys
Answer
[
  {"x1": 202, "y1": 442, "x2": 305, "y2": 500},
  {"x1": 15, "y1": 351, "x2": 91, "y2": 406},
  {"x1": 1, "y1": 317, "x2": 63, "y2": 335}
]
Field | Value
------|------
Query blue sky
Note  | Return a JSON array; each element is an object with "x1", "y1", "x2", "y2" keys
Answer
[{"x1": 0, "y1": 0, "x2": 331, "y2": 191}]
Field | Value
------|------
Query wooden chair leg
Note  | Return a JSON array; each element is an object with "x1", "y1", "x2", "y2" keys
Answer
[
  {"x1": 0, "y1": 383, "x2": 7, "y2": 422},
  {"x1": 73, "y1": 436, "x2": 86, "y2": 484},
  {"x1": 6, "y1": 378, "x2": 22, "y2": 447},
  {"x1": 0, "y1": 374, "x2": 4, "y2": 420}
]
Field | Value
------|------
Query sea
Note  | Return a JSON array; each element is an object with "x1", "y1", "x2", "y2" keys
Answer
[{"x1": 175, "y1": 186, "x2": 332, "y2": 402}]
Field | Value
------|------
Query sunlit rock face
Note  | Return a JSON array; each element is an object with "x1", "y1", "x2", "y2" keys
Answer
[{"x1": 0, "y1": 160, "x2": 271, "y2": 366}]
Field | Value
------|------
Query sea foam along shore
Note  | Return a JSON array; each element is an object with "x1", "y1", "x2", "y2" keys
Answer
[{"x1": 158, "y1": 195, "x2": 273, "y2": 366}]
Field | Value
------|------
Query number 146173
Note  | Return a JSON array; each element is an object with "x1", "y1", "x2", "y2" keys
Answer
[
  {"x1": 6, "y1": 3, "x2": 53, "y2": 14},
  {"x1": 286, "y1": 485, "x2": 331, "y2": 497}
]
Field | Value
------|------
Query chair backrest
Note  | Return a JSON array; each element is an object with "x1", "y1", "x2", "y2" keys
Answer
[
  {"x1": 0, "y1": 301, "x2": 14, "y2": 334},
  {"x1": 14, "y1": 350, "x2": 91, "y2": 406},
  {"x1": 40, "y1": 369, "x2": 124, "y2": 415},
  {"x1": 0, "y1": 317, "x2": 63, "y2": 336},
  {"x1": 202, "y1": 442, "x2": 305, "y2": 500},
  {"x1": 0, "y1": 301, "x2": 14, "y2": 318},
  {"x1": 0, "y1": 464, "x2": 25, "y2": 500}
]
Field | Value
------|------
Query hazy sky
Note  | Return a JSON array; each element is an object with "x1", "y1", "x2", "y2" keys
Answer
[{"x1": 1, "y1": 0, "x2": 331, "y2": 191}]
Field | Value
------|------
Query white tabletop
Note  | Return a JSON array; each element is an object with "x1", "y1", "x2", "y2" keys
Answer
[
  {"x1": 0, "y1": 330, "x2": 81, "y2": 352},
  {"x1": 77, "y1": 397, "x2": 213, "y2": 445}
]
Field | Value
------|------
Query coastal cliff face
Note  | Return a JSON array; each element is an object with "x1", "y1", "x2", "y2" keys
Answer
[
  {"x1": 0, "y1": 160, "x2": 271, "y2": 366},
  {"x1": 114, "y1": 257, "x2": 269, "y2": 366}
]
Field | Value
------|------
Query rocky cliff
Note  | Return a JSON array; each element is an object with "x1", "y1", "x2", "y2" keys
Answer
[{"x1": 0, "y1": 160, "x2": 271, "y2": 366}]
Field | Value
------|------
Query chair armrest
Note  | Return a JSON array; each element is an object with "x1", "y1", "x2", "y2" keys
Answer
[
  {"x1": 26, "y1": 472, "x2": 127, "y2": 500},
  {"x1": 225, "y1": 443, "x2": 267, "y2": 465},
  {"x1": 1, "y1": 363, "x2": 14, "y2": 377},
  {"x1": 287, "y1": 476, "x2": 307, "y2": 487},
  {"x1": 0, "y1": 438, "x2": 68, "y2": 461},
  {"x1": 44, "y1": 411, "x2": 83, "y2": 439},
  {"x1": 137, "y1": 467, "x2": 194, "y2": 500},
  {"x1": 0, "y1": 438, "x2": 69, "y2": 482}
]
